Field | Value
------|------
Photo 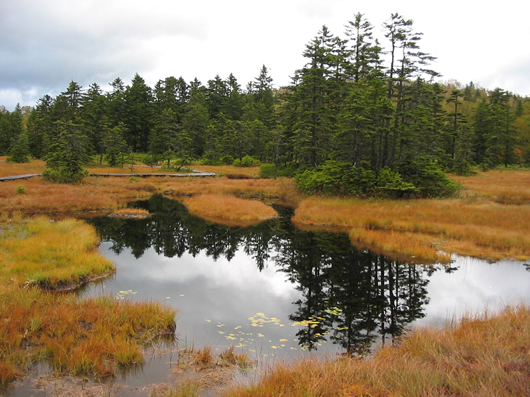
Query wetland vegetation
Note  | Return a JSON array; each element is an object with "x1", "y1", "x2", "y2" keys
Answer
[{"x1": 0, "y1": 158, "x2": 529, "y2": 395}]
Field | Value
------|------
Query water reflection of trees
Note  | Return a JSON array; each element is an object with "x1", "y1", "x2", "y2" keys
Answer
[{"x1": 87, "y1": 194, "x2": 437, "y2": 355}]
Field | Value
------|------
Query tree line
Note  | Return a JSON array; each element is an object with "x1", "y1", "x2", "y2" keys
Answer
[{"x1": 1, "y1": 13, "x2": 529, "y2": 195}]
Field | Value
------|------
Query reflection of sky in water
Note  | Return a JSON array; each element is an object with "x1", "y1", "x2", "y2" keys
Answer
[
  {"x1": 88, "y1": 243, "x2": 325, "y2": 359},
  {"x1": 414, "y1": 257, "x2": 530, "y2": 328},
  {"x1": 85, "y1": 243, "x2": 530, "y2": 359}
]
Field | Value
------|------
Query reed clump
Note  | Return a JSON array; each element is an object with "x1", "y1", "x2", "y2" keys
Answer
[
  {"x1": 224, "y1": 305, "x2": 530, "y2": 396},
  {"x1": 0, "y1": 217, "x2": 176, "y2": 385},
  {"x1": 181, "y1": 194, "x2": 278, "y2": 226}
]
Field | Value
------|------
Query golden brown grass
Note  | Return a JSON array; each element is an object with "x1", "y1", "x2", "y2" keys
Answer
[
  {"x1": 181, "y1": 194, "x2": 278, "y2": 226},
  {"x1": 0, "y1": 157, "x2": 46, "y2": 177},
  {"x1": 452, "y1": 169, "x2": 530, "y2": 205},
  {"x1": 0, "y1": 216, "x2": 176, "y2": 385},
  {"x1": 162, "y1": 176, "x2": 299, "y2": 204},
  {"x1": 0, "y1": 161, "x2": 298, "y2": 215},
  {"x1": 0, "y1": 176, "x2": 159, "y2": 214},
  {"x1": 224, "y1": 305, "x2": 530, "y2": 397},
  {"x1": 192, "y1": 165, "x2": 261, "y2": 177},
  {"x1": 293, "y1": 190, "x2": 530, "y2": 262}
]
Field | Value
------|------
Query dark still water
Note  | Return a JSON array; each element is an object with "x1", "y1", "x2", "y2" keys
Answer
[{"x1": 83, "y1": 194, "x2": 530, "y2": 359}]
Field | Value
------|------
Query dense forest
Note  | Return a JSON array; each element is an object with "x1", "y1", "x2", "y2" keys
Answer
[{"x1": 1, "y1": 13, "x2": 529, "y2": 196}]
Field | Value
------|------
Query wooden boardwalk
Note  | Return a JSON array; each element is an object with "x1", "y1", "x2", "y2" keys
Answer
[{"x1": 0, "y1": 170, "x2": 216, "y2": 182}]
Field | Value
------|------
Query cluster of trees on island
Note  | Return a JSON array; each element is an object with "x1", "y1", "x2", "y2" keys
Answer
[{"x1": 1, "y1": 13, "x2": 529, "y2": 195}]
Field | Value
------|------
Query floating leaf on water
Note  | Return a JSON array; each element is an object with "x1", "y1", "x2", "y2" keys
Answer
[
  {"x1": 258, "y1": 333, "x2": 264, "y2": 338},
  {"x1": 234, "y1": 326, "x2": 242, "y2": 330},
  {"x1": 219, "y1": 331, "x2": 225, "y2": 334},
  {"x1": 205, "y1": 319, "x2": 212, "y2": 323},
  {"x1": 279, "y1": 339, "x2": 288, "y2": 342},
  {"x1": 165, "y1": 297, "x2": 170, "y2": 299}
]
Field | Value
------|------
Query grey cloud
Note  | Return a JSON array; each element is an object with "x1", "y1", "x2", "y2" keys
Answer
[{"x1": 0, "y1": 0, "x2": 206, "y2": 91}]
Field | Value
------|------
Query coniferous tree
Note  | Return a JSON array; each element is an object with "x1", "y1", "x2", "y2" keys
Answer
[
  {"x1": 27, "y1": 95, "x2": 55, "y2": 158},
  {"x1": 43, "y1": 120, "x2": 90, "y2": 184},
  {"x1": 7, "y1": 130, "x2": 30, "y2": 163},
  {"x1": 82, "y1": 83, "x2": 109, "y2": 162},
  {"x1": 182, "y1": 84, "x2": 210, "y2": 157},
  {"x1": 104, "y1": 123, "x2": 129, "y2": 167},
  {"x1": 123, "y1": 74, "x2": 154, "y2": 152}
]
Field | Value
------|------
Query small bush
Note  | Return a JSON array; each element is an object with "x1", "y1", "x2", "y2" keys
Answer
[
  {"x1": 15, "y1": 185, "x2": 26, "y2": 194},
  {"x1": 221, "y1": 155, "x2": 234, "y2": 165},
  {"x1": 233, "y1": 155, "x2": 260, "y2": 167},
  {"x1": 260, "y1": 164, "x2": 276, "y2": 178},
  {"x1": 42, "y1": 167, "x2": 89, "y2": 185}
]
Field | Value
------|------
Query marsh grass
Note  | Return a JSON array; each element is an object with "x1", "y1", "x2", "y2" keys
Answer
[
  {"x1": 224, "y1": 305, "x2": 530, "y2": 396},
  {"x1": 452, "y1": 170, "x2": 530, "y2": 205},
  {"x1": 0, "y1": 217, "x2": 114, "y2": 290},
  {"x1": 181, "y1": 194, "x2": 278, "y2": 225},
  {"x1": 0, "y1": 157, "x2": 45, "y2": 177},
  {"x1": 162, "y1": 176, "x2": 299, "y2": 204},
  {"x1": 293, "y1": 193, "x2": 530, "y2": 262},
  {"x1": 0, "y1": 217, "x2": 176, "y2": 385},
  {"x1": 160, "y1": 345, "x2": 255, "y2": 397},
  {"x1": 192, "y1": 165, "x2": 261, "y2": 177}
]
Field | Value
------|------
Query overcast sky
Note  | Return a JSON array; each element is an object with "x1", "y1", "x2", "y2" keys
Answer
[{"x1": 1, "y1": 0, "x2": 528, "y2": 110}]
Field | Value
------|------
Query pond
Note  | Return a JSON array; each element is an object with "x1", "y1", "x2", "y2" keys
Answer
[
  {"x1": 82, "y1": 194, "x2": 530, "y2": 357},
  {"x1": 8, "y1": 194, "x2": 530, "y2": 395}
]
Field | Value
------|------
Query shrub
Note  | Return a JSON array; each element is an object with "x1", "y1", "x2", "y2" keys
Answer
[
  {"x1": 260, "y1": 164, "x2": 276, "y2": 178},
  {"x1": 295, "y1": 161, "x2": 460, "y2": 198},
  {"x1": 398, "y1": 161, "x2": 461, "y2": 198},
  {"x1": 15, "y1": 185, "x2": 26, "y2": 194},
  {"x1": 42, "y1": 167, "x2": 89, "y2": 185},
  {"x1": 221, "y1": 155, "x2": 234, "y2": 165},
  {"x1": 233, "y1": 155, "x2": 260, "y2": 167}
]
